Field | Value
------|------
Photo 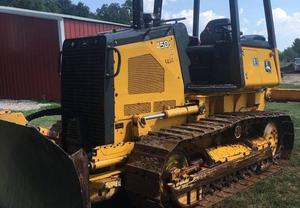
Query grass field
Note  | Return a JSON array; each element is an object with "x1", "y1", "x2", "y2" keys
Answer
[
  {"x1": 21, "y1": 86, "x2": 300, "y2": 208},
  {"x1": 21, "y1": 102, "x2": 60, "y2": 128}
]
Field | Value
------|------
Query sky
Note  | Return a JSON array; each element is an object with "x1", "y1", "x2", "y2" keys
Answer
[{"x1": 72, "y1": 0, "x2": 300, "y2": 50}]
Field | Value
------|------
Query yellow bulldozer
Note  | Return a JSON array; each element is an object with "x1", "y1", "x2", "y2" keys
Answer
[{"x1": 1, "y1": 0, "x2": 300, "y2": 207}]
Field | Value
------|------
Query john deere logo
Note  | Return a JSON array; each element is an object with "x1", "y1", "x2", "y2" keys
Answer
[
  {"x1": 253, "y1": 57, "x2": 259, "y2": 66},
  {"x1": 264, "y1": 60, "x2": 272, "y2": 73}
]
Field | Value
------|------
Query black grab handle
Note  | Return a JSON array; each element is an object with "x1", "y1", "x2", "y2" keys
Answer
[
  {"x1": 106, "y1": 47, "x2": 121, "y2": 78},
  {"x1": 58, "y1": 51, "x2": 63, "y2": 76}
]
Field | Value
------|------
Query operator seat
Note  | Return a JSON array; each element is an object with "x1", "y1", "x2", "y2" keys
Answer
[
  {"x1": 200, "y1": 18, "x2": 232, "y2": 45},
  {"x1": 173, "y1": 21, "x2": 237, "y2": 92},
  {"x1": 187, "y1": 18, "x2": 231, "y2": 85},
  {"x1": 186, "y1": 18, "x2": 237, "y2": 91}
]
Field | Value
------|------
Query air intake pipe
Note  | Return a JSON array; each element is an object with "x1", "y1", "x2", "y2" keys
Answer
[
  {"x1": 153, "y1": 0, "x2": 163, "y2": 26},
  {"x1": 132, "y1": 0, "x2": 144, "y2": 29}
]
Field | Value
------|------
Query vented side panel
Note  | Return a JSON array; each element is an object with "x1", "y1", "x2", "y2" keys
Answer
[
  {"x1": 124, "y1": 103, "x2": 151, "y2": 116},
  {"x1": 154, "y1": 100, "x2": 176, "y2": 112},
  {"x1": 128, "y1": 54, "x2": 164, "y2": 94}
]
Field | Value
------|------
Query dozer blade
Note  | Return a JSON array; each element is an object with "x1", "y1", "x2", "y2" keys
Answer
[{"x1": 0, "y1": 120, "x2": 84, "y2": 208}]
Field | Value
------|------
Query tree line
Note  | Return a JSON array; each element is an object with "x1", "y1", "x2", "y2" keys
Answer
[
  {"x1": 0, "y1": 0, "x2": 133, "y2": 24},
  {"x1": 280, "y1": 38, "x2": 300, "y2": 65}
]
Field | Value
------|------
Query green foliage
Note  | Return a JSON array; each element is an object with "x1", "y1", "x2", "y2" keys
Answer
[
  {"x1": 122, "y1": 0, "x2": 133, "y2": 20},
  {"x1": 96, "y1": 0, "x2": 132, "y2": 24},
  {"x1": 0, "y1": 0, "x2": 92, "y2": 17},
  {"x1": 0, "y1": 0, "x2": 133, "y2": 24},
  {"x1": 44, "y1": 0, "x2": 60, "y2": 13},
  {"x1": 281, "y1": 47, "x2": 298, "y2": 62},
  {"x1": 280, "y1": 38, "x2": 300, "y2": 64},
  {"x1": 0, "y1": 0, "x2": 46, "y2": 11},
  {"x1": 292, "y1": 38, "x2": 300, "y2": 55},
  {"x1": 20, "y1": 103, "x2": 60, "y2": 128}
]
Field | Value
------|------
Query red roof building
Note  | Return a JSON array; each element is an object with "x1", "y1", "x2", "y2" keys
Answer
[{"x1": 0, "y1": 6, "x2": 127, "y2": 101}]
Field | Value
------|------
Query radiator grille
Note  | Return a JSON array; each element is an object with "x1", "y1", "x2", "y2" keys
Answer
[
  {"x1": 124, "y1": 103, "x2": 151, "y2": 116},
  {"x1": 154, "y1": 100, "x2": 176, "y2": 112},
  {"x1": 128, "y1": 54, "x2": 164, "y2": 94},
  {"x1": 62, "y1": 36, "x2": 107, "y2": 149}
]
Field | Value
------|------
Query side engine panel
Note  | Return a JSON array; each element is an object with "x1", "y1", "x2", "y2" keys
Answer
[{"x1": 113, "y1": 35, "x2": 186, "y2": 143}]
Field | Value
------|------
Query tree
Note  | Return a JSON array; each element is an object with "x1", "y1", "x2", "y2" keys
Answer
[
  {"x1": 292, "y1": 38, "x2": 300, "y2": 55},
  {"x1": 280, "y1": 38, "x2": 300, "y2": 63},
  {"x1": 0, "y1": 0, "x2": 92, "y2": 17},
  {"x1": 55, "y1": 0, "x2": 76, "y2": 15},
  {"x1": 0, "y1": 0, "x2": 9, "y2": 5},
  {"x1": 96, "y1": 0, "x2": 132, "y2": 24},
  {"x1": 281, "y1": 47, "x2": 298, "y2": 63},
  {"x1": 0, "y1": 0, "x2": 46, "y2": 11},
  {"x1": 74, "y1": 2, "x2": 90, "y2": 17},
  {"x1": 122, "y1": 0, "x2": 133, "y2": 19},
  {"x1": 44, "y1": 0, "x2": 61, "y2": 13},
  {"x1": 0, "y1": 0, "x2": 132, "y2": 22}
]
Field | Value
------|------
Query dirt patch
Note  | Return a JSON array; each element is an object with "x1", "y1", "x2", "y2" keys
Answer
[{"x1": 0, "y1": 100, "x2": 51, "y2": 111}]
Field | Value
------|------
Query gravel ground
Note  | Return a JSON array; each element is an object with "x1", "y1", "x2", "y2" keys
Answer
[
  {"x1": 282, "y1": 73, "x2": 300, "y2": 85},
  {"x1": 0, "y1": 100, "x2": 51, "y2": 111}
]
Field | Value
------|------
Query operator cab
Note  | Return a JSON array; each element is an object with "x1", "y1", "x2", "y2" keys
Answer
[
  {"x1": 186, "y1": 18, "x2": 269, "y2": 89},
  {"x1": 180, "y1": 0, "x2": 280, "y2": 92}
]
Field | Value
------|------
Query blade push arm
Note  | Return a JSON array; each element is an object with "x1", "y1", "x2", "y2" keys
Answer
[{"x1": 267, "y1": 88, "x2": 300, "y2": 102}]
